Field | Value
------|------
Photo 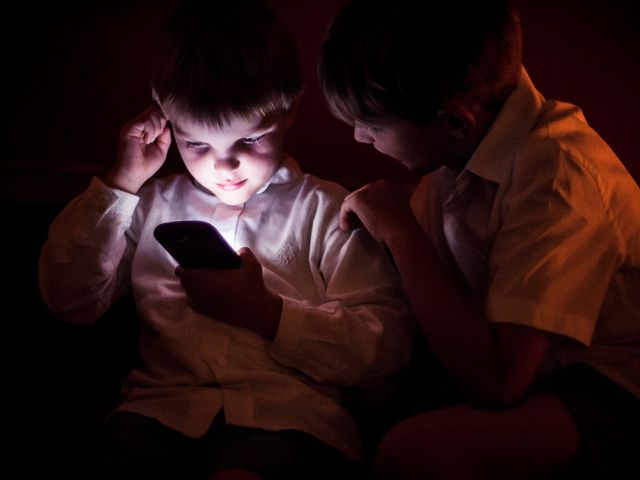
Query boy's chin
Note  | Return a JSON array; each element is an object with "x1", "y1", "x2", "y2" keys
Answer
[{"x1": 212, "y1": 189, "x2": 253, "y2": 206}]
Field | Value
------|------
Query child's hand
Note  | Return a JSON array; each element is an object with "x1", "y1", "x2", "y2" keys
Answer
[
  {"x1": 340, "y1": 180, "x2": 416, "y2": 244},
  {"x1": 176, "y1": 248, "x2": 282, "y2": 340},
  {"x1": 105, "y1": 105, "x2": 172, "y2": 194}
]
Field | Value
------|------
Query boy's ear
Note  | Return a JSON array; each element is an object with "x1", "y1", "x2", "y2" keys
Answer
[{"x1": 436, "y1": 106, "x2": 476, "y2": 141}]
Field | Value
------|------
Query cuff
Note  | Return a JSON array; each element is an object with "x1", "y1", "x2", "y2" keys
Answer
[
  {"x1": 87, "y1": 176, "x2": 140, "y2": 215},
  {"x1": 268, "y1": 296, "x2": 306, "y2": 363}
]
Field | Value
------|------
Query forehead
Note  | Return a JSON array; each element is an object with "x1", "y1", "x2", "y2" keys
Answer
[{"x1": 170, "y1": 111, "x2": 276, "y2": 140}]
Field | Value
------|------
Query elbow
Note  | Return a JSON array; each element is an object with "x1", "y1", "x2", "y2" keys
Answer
[
  {"x1": 41, "y1": 297, "x2": 103, "y2": 326},
  {"x1": 55, "y1": 309, "x2": 101, "y2": 326},
  {"x1": 39, "y1": 283, "x2": 104, "y2": 326},
  {"x1": 464, "y1": 375, "x2": 533, "y2": 410},
  {"x1": 351, "y1": 340, "x2": 413, "y2": 388},
  {"x1": 38, "y1": 264, "x2": 108, "y2": 325}
]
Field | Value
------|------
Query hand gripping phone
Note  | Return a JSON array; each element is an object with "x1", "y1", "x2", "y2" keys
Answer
[{"x1": 153, "y1": 220, "x2": 241, "y2": 269}]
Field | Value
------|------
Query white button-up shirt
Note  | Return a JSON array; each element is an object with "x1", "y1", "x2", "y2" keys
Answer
[
  {"x1": 39, "y1": 156, "x2": 413, "y2": 459},
  {"x1": 412, "y1": 68, "x2": 640, "y2": 399}
]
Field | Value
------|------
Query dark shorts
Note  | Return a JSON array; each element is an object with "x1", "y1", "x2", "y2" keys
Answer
[
  {"x1": 541, "y1": 363, "x2": 640, "y2": 479},
  {"x1": 93, "y1": 410, "x2": 361, "y2": 480}
]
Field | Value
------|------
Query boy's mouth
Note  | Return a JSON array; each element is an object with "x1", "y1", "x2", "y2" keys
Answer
[{"x1": 216, "y1": 179, "x2": 248, "y2": 191}]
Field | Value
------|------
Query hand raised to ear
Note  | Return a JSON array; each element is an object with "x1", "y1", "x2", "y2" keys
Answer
[{"x1": 105, "y1": 105, "x2": 172, "y2": 194}]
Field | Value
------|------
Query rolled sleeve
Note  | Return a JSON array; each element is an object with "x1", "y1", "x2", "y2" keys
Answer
[{"x1": 39, "y1": 177, "x2": 140, "y2": 323}]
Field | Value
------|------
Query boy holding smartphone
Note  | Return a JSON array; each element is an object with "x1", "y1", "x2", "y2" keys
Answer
[{"x1": 38, "y1": 1, "x2": 412, "y2": 478}]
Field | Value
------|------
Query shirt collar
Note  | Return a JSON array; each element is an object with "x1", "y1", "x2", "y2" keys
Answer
[
  {"x1": 256, "y1": 154, "x2": 302, "y2": 194},
  {"x1": 464, "y1": 67, "x2": 545, "y2": 184}
]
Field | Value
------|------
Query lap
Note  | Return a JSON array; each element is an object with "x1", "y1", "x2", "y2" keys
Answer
[
  {"x1": 93, "y1": 410, "x2": 360, "y2": 480},
  {"x1": 93, "y1": 411, "x2": 201, "y2": 479},
  {"x1": 199, "y1": 412, "x2": 360, "y2": 479}
]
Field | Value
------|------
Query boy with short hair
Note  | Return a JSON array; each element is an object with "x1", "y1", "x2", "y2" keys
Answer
[
  {"x1": 39, "y1": 0, "x2": 412, "y2": 478},
  {"x1": 319, "y1": 0, "x2": 640, "y2": 478}
]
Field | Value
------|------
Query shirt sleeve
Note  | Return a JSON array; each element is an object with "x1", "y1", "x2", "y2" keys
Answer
[
  {"x1": 269, "y1": 222, "x2": 415, "y2": 388},
  {"x1": 486, "y1": 146, "x2": 621, "y2": 345},
  {"x1": 38, "y1": 177, "x2": 140, "y2": 324}
]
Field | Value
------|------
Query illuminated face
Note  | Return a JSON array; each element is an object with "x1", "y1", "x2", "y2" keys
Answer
[
  {"x1": 352, "y1": 117, "x2": 455, "y2": 175},
  {"x1": 171, "y1": 110, "x2": 294, "y2": 205}
]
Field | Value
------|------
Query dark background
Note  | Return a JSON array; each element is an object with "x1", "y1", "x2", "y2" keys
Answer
[
  {"x1": 4, "y1": 0, "x2": 639, "y2": 477},
  {"x1": 2, "y1": 0, "x2": 639, "y2": 202}
]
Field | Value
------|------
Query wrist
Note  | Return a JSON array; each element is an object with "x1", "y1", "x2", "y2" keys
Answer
[{"x1": 104, "y1": 169, "x2": 143, "y2": 195}]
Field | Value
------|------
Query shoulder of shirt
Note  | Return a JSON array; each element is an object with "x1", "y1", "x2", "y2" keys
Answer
[
  {"x1": 269, "y1": 168, "x2": 348, "y2": 234},
  {"x1": 138, "y1": 173, "x2": 194, "y2": 201},
  {"x1": 298, "y1": 172, "x2": 348, "y2": 198},
  {"x1": 467, "y1": 68, "x2": 618, "y2": 188},
  {"x1": 288, "y1": 172, "x2": 348, "y2": 217},
  {"x1": 508, "y1": 99, "x2": 640, "y2": 240},
  {"x1": 276, "y1": 155, "x2": 349, "y2": 203},
  {"x1": 513, "y1": 99, "x2": 622, "y2": 183}
]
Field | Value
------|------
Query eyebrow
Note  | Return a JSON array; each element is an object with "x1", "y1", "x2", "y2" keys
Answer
[{"x1": 171, "y1": 114, "x2": 279, "y2": 140}]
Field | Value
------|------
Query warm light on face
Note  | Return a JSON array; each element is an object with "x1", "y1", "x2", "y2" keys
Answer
[
  {"x1": 351, "y1": 116, "x2": 451, "y2": 175},
  {"x1": 169, "y1": 110, "x2": 293, "y2": 205}
]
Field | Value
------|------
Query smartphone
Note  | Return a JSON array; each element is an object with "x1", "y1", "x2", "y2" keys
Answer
[{"x1": 153, "y1": 220, "x2": 241, "y2": 269}]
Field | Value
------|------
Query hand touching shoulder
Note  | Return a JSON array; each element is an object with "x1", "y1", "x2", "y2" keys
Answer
[{"x1": 340, "y1": 179, "x2": 418, "y2": 245}]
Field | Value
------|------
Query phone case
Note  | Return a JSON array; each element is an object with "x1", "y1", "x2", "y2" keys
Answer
[{"x1": 153, "y1": 220, "x2": 241, "y2": 269}]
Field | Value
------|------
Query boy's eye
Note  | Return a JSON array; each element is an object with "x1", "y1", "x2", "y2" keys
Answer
[
  {"x1": 185, "y1": 141, "x2": 208, "y2": 150},
  {"x1": 242, "y1": 134, "x2": 266, "y2": 145}
]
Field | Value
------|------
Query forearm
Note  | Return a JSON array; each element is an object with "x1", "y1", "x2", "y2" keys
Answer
[
  {"x1": 270, "y1": 292, "x2": 413, "y2": 388},
  {"x1": 340, "y1": 178, "x2": 548, "y2": 404},
  {"x1": 384, "y1": 220, "x2": 514, "y2": 403},
  {"x1": 39, "y1": 244, "x2": 123, "y2": 324},
  {"x1": 244, "y1": 290, "x2": 283, "y2": 341},
  {"x1": 39, "y1": 178, "x2": 138, "y2": 323}
]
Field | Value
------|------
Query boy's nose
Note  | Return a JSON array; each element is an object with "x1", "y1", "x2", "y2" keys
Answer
[
  {"x1": 214, "y1": 156, "x2": 240, "y2": 171},
  {"x1": 353, "y1": 125, "x2": 374, "y2": 144}
]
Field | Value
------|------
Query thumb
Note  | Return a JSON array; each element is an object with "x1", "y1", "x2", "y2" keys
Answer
[
  {"x1": 156, "y1": 126, "x2": 172, "y2": 150},
  {"x1": 340, "y1": 201, "x2": 362, "y2": 231},
  {"x1": 238, "y1": 246, "x2": 257, "y2": 262},
  {"x1": 238, "y1": 247, "x2": 261, "y2": 271}
]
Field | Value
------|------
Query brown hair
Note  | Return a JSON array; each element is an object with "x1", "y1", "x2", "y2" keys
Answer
[
  {"x1": 152, "y1": 0, "x2": 303, "y2": 127},
  {"x1": 318, "y1": 0, "x2": 522, "y2": 125}
]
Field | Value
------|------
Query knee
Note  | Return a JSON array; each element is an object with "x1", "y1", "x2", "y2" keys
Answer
[
  {"x1": 372, "y1": 419, "x2": 411, "y2": 479},
  {"x1": 372, "y1": 415, "x2": 451, "y2": 480},
  {"x1": 373, "y1": 405, "x2": 489, "y2": 480}
]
